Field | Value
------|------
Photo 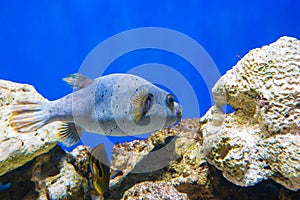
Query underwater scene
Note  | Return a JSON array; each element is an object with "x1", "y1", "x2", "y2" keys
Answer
[{"x1": 0, "y1": 1, "x2": 300, "y2": 200}]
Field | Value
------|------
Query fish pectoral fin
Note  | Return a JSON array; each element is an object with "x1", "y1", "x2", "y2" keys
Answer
[
  {"x1": 63, "y1": 73, "x2": 93, "y2": 89},
  {"x1": 57, "y1": 122, "x2": 83, "y2": 147}
]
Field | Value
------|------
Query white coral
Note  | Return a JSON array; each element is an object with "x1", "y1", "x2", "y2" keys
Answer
[{"x1": 203, "y1": 36, "x2": 300, "y2": 191}]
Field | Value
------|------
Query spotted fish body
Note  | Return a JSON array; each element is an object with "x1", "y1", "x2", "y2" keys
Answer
[{"x1": 9, "y1": 73, "x2": 182, "y2": 146}]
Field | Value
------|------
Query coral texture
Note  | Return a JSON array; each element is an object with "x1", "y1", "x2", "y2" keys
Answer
[
  {"x1": 0, "y1": 145, "x2": 91, "y2": 200},
  {"x1": 1, "y1": 36, "x2": 300, "y2": 200},
  {"x1": 0, "y1": 81, "x2": 91, "y2": 199},
  {"x1": 0, "y1": 80, "x2": 60, "y2": 176},
  {"x1": 109, "y1": 118, "x2": 299, "y2": 200},
  {"x1": 108, "y1": 36, "x2": 300, "y2": 199},
  {"x1": 109, "y1": 118, "x2": 214, "y2": 200},
  {"x1": 203, "y1": 36, "x2": 300, "y2": 191},
  {"x1": 122, "y1": 181, "x2": 188, "y2": 200},
  {"x1": 41, "y1": 146, "x2": 90, "y2": 200}
]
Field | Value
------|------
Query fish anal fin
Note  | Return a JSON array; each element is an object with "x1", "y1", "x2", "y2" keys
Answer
[
  {"x1": 57, "y1": 122, "x2": 83, "y2": 147},
  {"x1": 63, "y1": 73, "x2": 93, "y2": 89}
]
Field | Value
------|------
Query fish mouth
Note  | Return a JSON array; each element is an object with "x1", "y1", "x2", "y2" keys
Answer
[
  {"x1": 177, "y1": 112, "x2": 182, "y2": 121},
  {"x1": 176, "y1": 106, "x2": 183, "y2": 121}
]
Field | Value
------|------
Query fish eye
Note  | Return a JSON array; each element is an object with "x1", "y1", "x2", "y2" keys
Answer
[
  {"x1": 166, "y1": 94, "x2": 174, "y2": 108},
  {"x1": 142, "y1": 93, "x2": 154, "y2": 115}
]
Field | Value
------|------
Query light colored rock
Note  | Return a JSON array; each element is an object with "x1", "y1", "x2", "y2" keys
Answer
[
  {"x1": 110, "y1": 118, "x2": 291, "y2": 200},
  {"x1": 109, "y1": 119, "x2": 214, "y2": 200},
  {"x1": 0, "y1": 80, "x2": 61, "y2": 176},
  {"x1": 33, "y1": 146, "x2": 91, "y2": 200},
  {"x1": 42, "y1": 156, "x2": 90, "y2": 200},
  {"x1": 32, "y1": 146, "x2": 91, "y2": 200},
  {"x1": 0, "y1": 80, "x2": 91, "y2": 199},
  {"x1": 203, "y1": 36, "x2": 300, "y2": 191},
  {"x1": 122, "y1": 181, "x2": 189, "y2": 200},
  {"x1": 1, "y1": 36, "x2": 300, "y2": 199},
  {"x1": 0, "y1": 145, "x2": 91, "y2": 200}
]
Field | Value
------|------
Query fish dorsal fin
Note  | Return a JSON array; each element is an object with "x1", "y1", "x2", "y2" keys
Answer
[
  {"x1": 63, "y1": 73, "x2": 93, "y2": 89},
  {"x1": 57, "y1": 122, "x2": 83, "y2": 147}
]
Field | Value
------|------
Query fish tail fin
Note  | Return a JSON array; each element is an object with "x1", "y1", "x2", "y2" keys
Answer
[
  {"x1": 9, "y1": 101, "x2": 50, "y2": 133},
  {"x1": 57, "y1": 122, "x2": 83, "y2": 147}
]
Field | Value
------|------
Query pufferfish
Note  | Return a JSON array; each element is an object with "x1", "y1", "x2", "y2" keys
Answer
[{"x1": 9, "y1": 73, "x2": 182, "y2": 147}]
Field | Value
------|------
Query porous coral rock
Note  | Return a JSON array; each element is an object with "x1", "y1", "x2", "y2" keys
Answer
[
  {"x1": 0, "y1": 145, "x2": 91, "y2": 200},
  {"x1": 0, "y1": 80, "x2": 93, "y2": 199},
  {"x1": 109, "y1": 37, "x2": 300, "y2": 199},
  {"x1": 122, "y1": 181, "x2": 189, "y2": 200},
  {"x1": 203, "y1": 36, "x2": 300, "y2": 191},
  {"x1": 1, "y1": 36, "x2": 300, "y2": 199},
  {"x1": 0, "y1": 80, "x2": 61, "y2": 176},
  {"x1": 109, "y1": 117, "x2": 298, "y2": 200},
  {"x1": 42, "y1": 157, "x2": 90, "y2": 200},
  {"x1": 109, "y1": 119, "x2": 214, "y2": 200}
]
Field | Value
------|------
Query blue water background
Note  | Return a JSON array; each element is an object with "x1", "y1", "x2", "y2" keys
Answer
[{"x1": 1, "y1": 1, "x2": 300, "y2": 156}]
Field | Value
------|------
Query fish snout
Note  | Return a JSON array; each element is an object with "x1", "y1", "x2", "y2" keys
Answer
[{"x1": 176, "y1": 104, "x2": 183, "y2": 121}]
